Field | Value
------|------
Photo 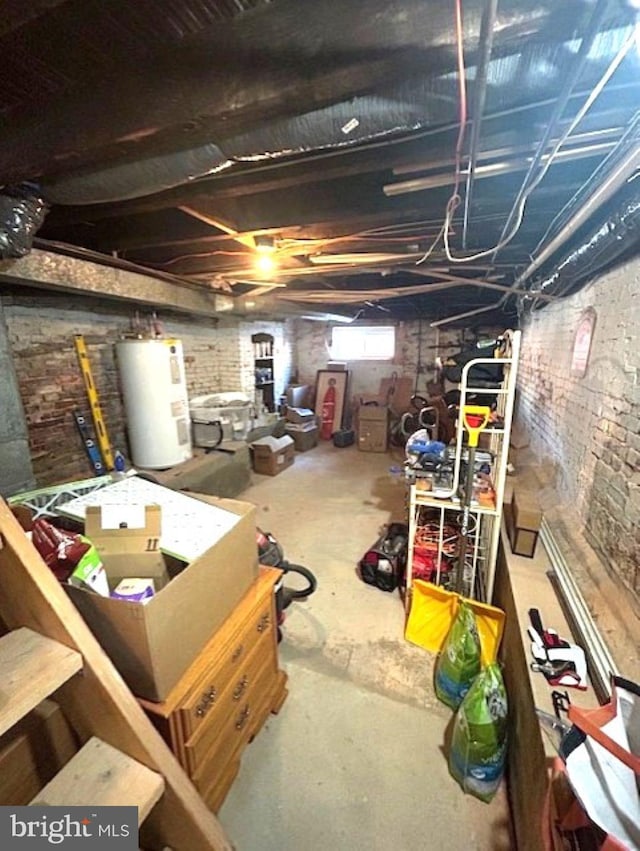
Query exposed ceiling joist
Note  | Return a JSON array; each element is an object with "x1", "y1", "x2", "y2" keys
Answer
[{"x1": 178, "y1": 205, "x2": 257, "y2": 250}]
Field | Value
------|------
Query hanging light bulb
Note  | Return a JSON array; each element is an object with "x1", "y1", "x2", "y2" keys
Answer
[{"x1": 254, "y1": 252, "x2": 277, "y2": 276}]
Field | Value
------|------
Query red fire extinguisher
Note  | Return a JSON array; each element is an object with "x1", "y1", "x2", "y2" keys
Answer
[{"x1": 320, "y1": 379, "x2": 336, "y2": 440}]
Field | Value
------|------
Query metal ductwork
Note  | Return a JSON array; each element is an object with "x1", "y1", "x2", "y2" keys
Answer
[
  {"x1": 0, "y1": 0, "x2": 627, "y2": 201},
  {"x1": 0, "y1": 186, "x2": 49, "y2": 259},
  {"x1": 528, "y1": 181, "x2": 640, "y2": 302},
  {"x1": 38, "y1": 20, "x2": 634, "y2": 206},
  {"x1": 42, "y1": 144, "x2": 232, "y2": 206}
]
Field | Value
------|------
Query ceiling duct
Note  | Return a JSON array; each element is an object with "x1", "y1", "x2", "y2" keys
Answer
[
  {"x1": 4, "y1": 0, "x2": 631, "y2": 206},
  {"x1": 0, "y1": 186, "x2": 48, "y2": 259},
  {"x1": 527, "y1": 180, "x2": 640, "y2": 304},
  {"x1": 42, "y1": 143, "x2": 231, "y2": 206}
]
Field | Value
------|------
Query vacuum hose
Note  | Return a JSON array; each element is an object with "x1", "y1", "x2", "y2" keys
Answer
[{"x1": 256, "y1": 528, "x2": 318, "y2": 610}]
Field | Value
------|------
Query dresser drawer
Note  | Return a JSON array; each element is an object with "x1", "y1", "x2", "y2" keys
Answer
[
  {"x1": 183, "y1": 636, "x2": 276, "y2": 775},
  {"x1": 188, "y1": 651, "x2": 276, "y2": 783},
  {"x1": 178, "y1": 596, "x2": 275, "y2": 739}
]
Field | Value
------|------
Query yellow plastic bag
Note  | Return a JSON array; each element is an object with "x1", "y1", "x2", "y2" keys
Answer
[{"x1": 405, "y1": 579, "x2": 505, "y2": 666}]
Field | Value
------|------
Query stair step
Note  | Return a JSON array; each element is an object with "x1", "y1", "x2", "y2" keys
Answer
[
  {"x1": 0, "y1": 628, "x2": 83, "y2": 736},
  {"x1": 31, "y1": 737, "x2": 165, "y2": 822}
]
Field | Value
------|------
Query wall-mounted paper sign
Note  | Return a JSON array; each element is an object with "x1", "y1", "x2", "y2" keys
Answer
[{"x1": 571, "y1": 307, "x2": 597, "y2": 378}]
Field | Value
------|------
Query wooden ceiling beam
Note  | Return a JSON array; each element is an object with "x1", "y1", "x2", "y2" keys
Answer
[{"x1": 177, "y1": 206, "x2": 258, "y2": 250}]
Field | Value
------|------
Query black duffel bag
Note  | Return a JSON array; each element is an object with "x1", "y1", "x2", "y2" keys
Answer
[{"x1": 358, "y1": 522, "x2": 409, "y2": 592}]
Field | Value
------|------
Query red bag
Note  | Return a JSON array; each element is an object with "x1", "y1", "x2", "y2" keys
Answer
[{"x1": 31, "y1": 518, "x2": 89, "y2": 582}]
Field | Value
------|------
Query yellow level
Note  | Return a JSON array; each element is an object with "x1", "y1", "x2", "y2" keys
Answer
[{"x1": 74, "y1": 335, "x2": 115, "y2": 471}]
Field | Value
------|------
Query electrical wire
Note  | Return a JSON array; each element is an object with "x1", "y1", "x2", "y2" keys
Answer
[
  {"x1": 441, "y1": 24, "x2": 637, "y2": 264},
  {"x1": 531, "y1": 109, "x2": 640, "y2": 259},
  {"x1": 416, "y1": 0, "x2": 467, "y2": 265}
]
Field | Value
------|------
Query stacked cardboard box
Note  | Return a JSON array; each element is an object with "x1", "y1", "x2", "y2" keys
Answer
[
  {"x1": 250, "y1": 434, "x2": 295, "y2": 475},
  {"x1": 358, "y1": 405, "x2": 388, "y2": 452},
  {"x1": 506, "y1": 489, "x2": 542, "y2": 558},
  {"x1": 285, "y1": 407, "x2": 319, "y2": 451}
]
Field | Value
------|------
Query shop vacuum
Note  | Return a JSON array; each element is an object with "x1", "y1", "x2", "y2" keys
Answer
[{"x1": 256, "y1": 529, "x2": 317, "y2": 639}]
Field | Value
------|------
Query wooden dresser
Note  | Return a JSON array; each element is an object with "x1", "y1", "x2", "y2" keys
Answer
[{"x1": 139, "y1": 566, "x2": 288, "y2": 811}]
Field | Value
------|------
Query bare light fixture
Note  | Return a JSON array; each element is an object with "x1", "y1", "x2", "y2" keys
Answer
[
  {"x1": 254, "y1": 253, "x2": 277, "y2": 276},
  {"x1": 254, "y1": 235, "x2": 276, "y2": 253}
]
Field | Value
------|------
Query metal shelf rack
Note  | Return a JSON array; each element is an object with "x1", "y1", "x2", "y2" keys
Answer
[{"x1": 406, "y1": 329, "x2": 521, "y2": 605}]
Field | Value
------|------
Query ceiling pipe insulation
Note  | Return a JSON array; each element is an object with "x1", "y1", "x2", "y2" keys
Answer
[
  {"x1": 29, "y1": 1, "x2": 633, "y2": 206},
  {"x1": 528, "y1": 180, "x2": 640, "y2": 304},
  {"x1": 431, "y1": 136, "x2": 640, "y2": 326}
]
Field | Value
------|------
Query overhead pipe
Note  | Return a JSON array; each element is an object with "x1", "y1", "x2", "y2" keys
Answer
[
  {"x1": 490, "y1": 0, "x2": 613, "y2": 262},
  {"x1": 529, "y1": 184, "x2": 640, "y2": 303},
  {"x1": 383, "y1": 139, "x2": 617, "y2": 195},
  {"x1": 431, "y1": 138, "x2": 640, "y2": 326},
  {"x1": 42, "y1": 144, "x2": 231, "y2": 206},
  {"x1": 532, "y1": 110, "x2": 640, "y2": 252},
  {"x1": 462, "y1": 0, "x2": 499, "y2": 249}
]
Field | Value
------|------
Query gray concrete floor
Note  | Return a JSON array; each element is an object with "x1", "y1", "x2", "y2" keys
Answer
[{"x1": 219, "y1": 442, "x2": 513, "y2": 850}]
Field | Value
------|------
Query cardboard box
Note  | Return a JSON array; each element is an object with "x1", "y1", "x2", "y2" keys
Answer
[
  {"x1": 506, "y1": 492, "x2": 541, "y2": 558},
  {"x1": 285, "y1": 423, "x2": 319, "y2": 452},
  {"x1": 84, "y1": 505, "x2": 169, "y2": 589},
  {"x1": 512, "y1": 489, "x2": 542, "y2": 531},
  {"x1": 66, "y1": 494, "x2": 258, "y2": 701},
  {"x1": 251, "y1": 435, "x2": 295, "y2": 476},
  {"x1": 286, "y1": 407, "x2": 316, "y2": 425},
  {"x1": 358, "y1": 405, "x2": 388, "y2": 453}
]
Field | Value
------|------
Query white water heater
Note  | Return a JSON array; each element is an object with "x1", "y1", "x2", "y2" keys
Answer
[{"x1": 116, "y1": 338, "x2": 192, "y2": 469}]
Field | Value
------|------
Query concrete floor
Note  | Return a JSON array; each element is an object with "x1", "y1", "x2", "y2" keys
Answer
[{"x1": 218, "y1": 442, "x2": 513, "y2": 850}]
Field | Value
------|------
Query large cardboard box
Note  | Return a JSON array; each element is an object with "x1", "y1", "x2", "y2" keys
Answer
[
  {"x1": 285, "y1": 423, "x2": 319, "y2": 452},
  {"x1": 358, "y1": 405, "x2": 388, "y2": 453},
  {"x1": 512, "y1": 489, "x2": 542, "y2": 531},
  {"x1": 251, "y1": 435, "x2": 295, "y2": 476},
  {"x1": 506, "y1": 489, "x2": 542, "y2": 558},
  {"x1": 66, "y1": 493, "x2": 258, "y2": 701}
]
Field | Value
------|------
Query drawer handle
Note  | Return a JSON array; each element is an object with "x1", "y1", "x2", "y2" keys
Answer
[
  {"x1": 233, "y1": 675, "x2": 249, "y2": 701},
  {"x1": 195, "y1": 686, "x2": 217, "y2": 717},
  {"x1": 231, "y1": 644, "x2": 244, "y2": 662},
  {"x1": 256, "y1": 613, "x2": 270, "y2": 633},
  {"x1": 235, "y1": 705, "x2": 251, "y2": 730}
]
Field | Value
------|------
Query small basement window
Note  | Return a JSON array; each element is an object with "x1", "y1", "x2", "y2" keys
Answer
[{"x1": 330, "y1": 325, "x2": 395, "y2": 361}]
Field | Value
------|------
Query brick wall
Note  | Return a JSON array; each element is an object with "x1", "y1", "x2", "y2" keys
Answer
[
  {"x1": 2, "y1": 292, "x2": 290, "y2": 487},
  {"x1": 517, "y1": 257, "x2": 640, "y2": 597},
  {"x1": 292, "y1": 318, "x2": 502, "y2": 407}
]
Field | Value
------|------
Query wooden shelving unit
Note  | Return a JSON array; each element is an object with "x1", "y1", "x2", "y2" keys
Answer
[{"x1": 252, "y1": 333, "x2": 275, "y2": 413}]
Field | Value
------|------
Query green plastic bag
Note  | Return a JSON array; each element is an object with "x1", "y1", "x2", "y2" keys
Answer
[
  {"x1": 449, "y1": 662, "x2": 508, "y2": 802},
  {"x1": 434, "y1": 599, "x2": 481, "y2": 709}
]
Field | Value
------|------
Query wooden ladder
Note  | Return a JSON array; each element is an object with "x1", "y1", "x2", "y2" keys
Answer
[{"x1": 0, "y1": 498, "x2": 234, "y2": 851}]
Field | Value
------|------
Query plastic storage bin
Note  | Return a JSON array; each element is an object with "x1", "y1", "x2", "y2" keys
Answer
[{"x1": 190, "y1": 393, "x2": 255, "y2": 444}]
